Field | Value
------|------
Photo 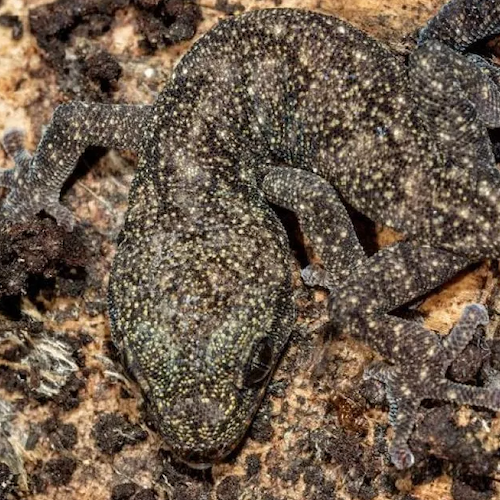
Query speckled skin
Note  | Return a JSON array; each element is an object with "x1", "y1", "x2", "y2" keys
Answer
[{"x1": 2, "y1": 0, "x2": 500, "y2": 470}]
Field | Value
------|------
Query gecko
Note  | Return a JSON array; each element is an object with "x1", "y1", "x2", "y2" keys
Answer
[{"x1": 1, "y1": 0, "x2": 500, "y2": 471}]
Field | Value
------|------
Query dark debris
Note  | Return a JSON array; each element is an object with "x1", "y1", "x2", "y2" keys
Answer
[
  {"x1": 111, "y1": 482, "x2": 139, "y2": 500},
  {"x1": 410, "y1": 405, "x2": 499, "y2": 476},
  {"x1": 42, "y1": 417, "x2": 78, "y2": 450},
  {"x1": 0, "y1": 463, "x2": 16, "y2": 498},
  {"x1": 135, "y1": 489, "x2": 158, "y2": 500},
  {"x1": 0, "y1": 13, "x2": 23, "y2": 39},
  {"x1": 215, "y1": 476, "x2": 241, "y2": 500},
  {"x1": 248, "y1": 400, "x2": 274, "y2": 443},
  {"x1": 81, "y1": 48, "x2": 122, "y2": 90},
  {"x1": 214, "y1": 0, "x2": 245, "y2": 16},
  {"x1": 245, "y1": 453, "x2": 261, "y2": 478},
  {"x1": 44, "y1": 457, "x2": 77, "y2": 486},
  {"x1": 28, "y1": 0, "x2": 201, "y2": 97},
  {"x1": 135, "y1": 0, "x2": 201, "y2": 51},
  {"x1": 0, "y1": 218, "x2": 88, "y2": 300},
  {"x1": 29, "y1": 0, "x2": 128, "y2": 63},
  {"x1": 448, "y1": 342, "x2": 485, "y2": 383},
  {"x1": 29, "y1": 456, "x2": 77, "y2": 492},
  {"x1": 92, "y1": 412, "x2": 148, "y2": 455},
  {"x1": 448, "y1": 327, "x2": 489, "y2": 384},
  {"x1": 42, "y1": 372, "x2": 86, "y2": 410},
  {"x1": 451, "y1": 475, "x2": 495, "y2": 500}
]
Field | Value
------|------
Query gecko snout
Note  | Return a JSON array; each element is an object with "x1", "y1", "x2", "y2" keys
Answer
[{"x1": 153, "y1": 371, "x2": 263, "y2": 467}]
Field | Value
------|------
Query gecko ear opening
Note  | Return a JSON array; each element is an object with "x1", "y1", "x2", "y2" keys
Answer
[{"x1": 243, "y1": 337, "x2": 274, "y2": 387}]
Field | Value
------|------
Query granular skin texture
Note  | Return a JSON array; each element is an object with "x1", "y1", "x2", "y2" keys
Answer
[{"x1": 2, "y1": 0, "x2": 500, "y2": 475}]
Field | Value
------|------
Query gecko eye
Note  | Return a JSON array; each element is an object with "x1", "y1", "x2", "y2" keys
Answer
[{"x1": 244, "y1": 337, "x2": 274, "y2": 387}]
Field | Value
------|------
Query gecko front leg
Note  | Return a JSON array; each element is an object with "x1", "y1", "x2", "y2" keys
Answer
[
  {"x1": 1, "y1": 103, "x2": 153, "y2": 230},
  {"x1": 261, "y1": 166, "x2": 366, "y2": 289},
  {"x1": 261, "y1": 166, "x2": 494, "y2": 468}
]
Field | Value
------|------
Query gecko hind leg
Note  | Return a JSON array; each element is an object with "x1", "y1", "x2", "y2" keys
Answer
[{"x1": 365, "y1": 304, "x2": 492, "y2": 469}]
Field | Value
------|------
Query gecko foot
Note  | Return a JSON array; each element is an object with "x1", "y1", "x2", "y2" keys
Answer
[
  {"x1": 1, "y1": 128, "x2": 75, "y2": 231},
  {"x1": 365, "y1": 304, "x2": 495, "y2": 469}
]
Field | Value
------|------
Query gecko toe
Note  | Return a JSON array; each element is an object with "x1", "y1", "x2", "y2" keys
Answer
[
  {"x1": 1, "y1": 129, "x2": 76, "y2": 230},
  {"x1": 389, "y1": 443, "x2": 415, "y2": 470},
  {"x1": 364, "y1": 360, "x2": 422, "y2": 468},
  {"x1": 301, "y1": 263, "x2": 337, "y2": 290}
]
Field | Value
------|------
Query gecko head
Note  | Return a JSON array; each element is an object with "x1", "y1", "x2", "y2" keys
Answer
[
  {"x1": 150, "y1": 333, "x2": 282, "y2": 467},
  {"x1": 109, "y1": 202, "x2": 295, "y2": 466},
  {"x1": 118, "y1": 283, "x2": 295, "y2": 467}
]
